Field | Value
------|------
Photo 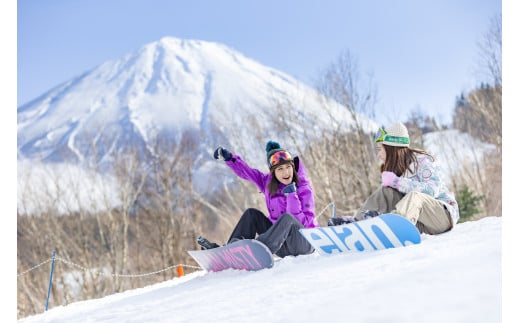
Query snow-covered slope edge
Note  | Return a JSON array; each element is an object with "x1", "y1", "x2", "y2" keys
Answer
[{"x1": 18, "y1": 217, "x2": 501, "y2": 323}]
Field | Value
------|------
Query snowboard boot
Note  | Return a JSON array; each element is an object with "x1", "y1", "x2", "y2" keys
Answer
[
  {"x1": 327, "y1": 216, "x2": 356, "y2": 226},
  {"x1": 363, "y1": 210, "x2": 380, "y2": 220},
  {"x1": 197, "y1": 236, "x2": 220, "y2": 250}
]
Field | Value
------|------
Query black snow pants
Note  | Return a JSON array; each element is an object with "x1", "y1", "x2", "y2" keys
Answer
[{"x1": 227, "y1": 208, "x2": 314, "y2": 258}]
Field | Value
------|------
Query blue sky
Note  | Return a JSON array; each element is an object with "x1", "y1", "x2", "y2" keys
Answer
[{"x1": 17, "y1": 0, "x2": 501, "y2": 125}]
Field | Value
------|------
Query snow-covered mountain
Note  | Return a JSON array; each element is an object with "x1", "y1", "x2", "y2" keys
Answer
[
  {"x1": 17, "y1": 36, "x2": 372, "y2": 166},
  {"x1": 16, "y1": 36, "x2": 495, "y2": 215}
]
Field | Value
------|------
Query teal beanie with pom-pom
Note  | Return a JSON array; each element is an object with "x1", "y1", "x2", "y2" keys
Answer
[{"x1": 265, "y1": 141, "x2": 292, "y2": 169}]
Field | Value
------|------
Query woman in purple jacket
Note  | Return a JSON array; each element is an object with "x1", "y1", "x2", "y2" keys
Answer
[{"x1": 197, "y1": 141, "x2": 318, "y2": 258}]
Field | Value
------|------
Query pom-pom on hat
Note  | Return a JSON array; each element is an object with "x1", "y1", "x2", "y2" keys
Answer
[
  {"x1": 373, "y1": 122, "x2": 410, "y2": 147},
  {"x1": 266, "y1": 141, "x2": 292, "y2": 169}
]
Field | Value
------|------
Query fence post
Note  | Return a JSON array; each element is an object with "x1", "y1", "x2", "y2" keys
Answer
[{"x1": 45, "y1": 249, "x2": 56, "y2": 311}]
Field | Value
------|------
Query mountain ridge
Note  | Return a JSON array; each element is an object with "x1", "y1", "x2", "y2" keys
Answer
[{"x1": 17, "y1": 36, "x2": 371, "y2": 165}]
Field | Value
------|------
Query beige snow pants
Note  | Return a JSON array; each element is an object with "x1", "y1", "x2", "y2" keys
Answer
[{"x1": 354, "y1": 186, "x2": 453, "y2": 235}]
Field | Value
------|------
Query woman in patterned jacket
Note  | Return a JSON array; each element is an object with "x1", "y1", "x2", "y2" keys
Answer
[
  {"x1": 343, "y1": 122, "x2": 459, "y2": 234},
  {"x1": 197, "y1": 140, "x2": 317, "y2": 257}
]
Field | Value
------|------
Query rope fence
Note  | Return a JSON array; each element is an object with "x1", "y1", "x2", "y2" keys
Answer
[
  {"x1": 17, "y1": 250, "x2": 203, "y2": 313},
  {"x1": 316, "y1": 200, "x2": 336, "y2": 219},
  {"x1": 17, "y1": 256, "x2": 202, "y2": 279},
  {"x1": 19, "y1": 201, "x2": 336, "y2": 279},
  {"x1": 52, "y1": 257, "x2": 202, "y2": 278},
  {"x1": 18, "y1": 201, "x2": 336, "y2": 312},
  {"x1": 17, "y1": 259, "x2": 53, "y2": 277}
]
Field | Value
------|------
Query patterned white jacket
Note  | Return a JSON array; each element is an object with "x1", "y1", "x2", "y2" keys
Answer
[{"x1": 397, "y1": 154, "x2": 460, "y2": 224}]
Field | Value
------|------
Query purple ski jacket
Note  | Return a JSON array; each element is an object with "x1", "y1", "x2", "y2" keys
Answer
[{"x1": 225, "y1": 153, "x2": 318, "y2": 228}]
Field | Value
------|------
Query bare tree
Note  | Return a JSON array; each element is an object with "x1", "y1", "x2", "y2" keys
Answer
[
  {"x1": 471, "y1": 14, "x2": 502, "y2": 216},
  {"x1": 18, "y1": 131, "x2": 204, "y2": 318},
  {"x1": 477, "y1": 14, "x2": 502, "y2": 89},
  {"x1": 309, "y1": 50, "x2": 381, "y2": 218},
  {"x1": 451, "y1": 13, "x2": 502, "y2": 219},
  {"x1": 219, "y1": 51, "x2": 382, "y2": 224}
]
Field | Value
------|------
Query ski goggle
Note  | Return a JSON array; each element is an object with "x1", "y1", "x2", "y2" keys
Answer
[
  {"x1": 268, "y1": 150, "x2": 292, "y2": 168},
  {"x1": 373, "y1": 127, "x2": 387, "y2": 143}
]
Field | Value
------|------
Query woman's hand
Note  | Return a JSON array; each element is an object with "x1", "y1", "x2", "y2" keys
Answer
[
  {"x1": 381, "y1": 171, "x2": 400, "y2": 189},
  {"x1": 213, "y1": 146, "x2": 232, "y2": 161},
  {"x1": 282, "y1": 182, "x2": 296, "y2": 195}
]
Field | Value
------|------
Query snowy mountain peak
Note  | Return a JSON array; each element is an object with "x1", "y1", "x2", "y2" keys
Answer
[{"x1": 18, "y1": 36, "x2": 358, "y2": 164}]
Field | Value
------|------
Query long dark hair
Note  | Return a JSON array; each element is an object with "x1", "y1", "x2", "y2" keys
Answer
[
  {"x1": 267, "y1": 161, "x2": 299, "y2": 195},
  {"x1": 381, "y1": 145, "x2": 434, "y2": 176}
]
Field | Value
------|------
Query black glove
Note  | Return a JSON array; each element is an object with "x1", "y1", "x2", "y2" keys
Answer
[
  {"x1": 213, "y1": 146, "x2": 232, "y2": 161},
  {"x1": 282, "y1": 182, "x2": 296, "y2": 195},
  {"x1": 327, "y1": 216, "x2": 356, "y2": 226}
]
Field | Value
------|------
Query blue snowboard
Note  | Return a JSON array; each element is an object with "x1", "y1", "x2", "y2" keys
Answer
[
  {"x1": 299, "y1": 213, "x2": 421, "y2": 255},
  {"x1": 188, "y1": 239, "x2": 274, "y2": 272}
]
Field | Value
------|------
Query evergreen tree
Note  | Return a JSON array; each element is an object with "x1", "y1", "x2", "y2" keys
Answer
[{"x1": 456, "y1": 185, "x2": 484, "y2": 222}]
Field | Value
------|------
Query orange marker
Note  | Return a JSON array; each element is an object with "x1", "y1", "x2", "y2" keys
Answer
[{"x1": 176, "y1": 265, "x2": 184, "y2": 277}]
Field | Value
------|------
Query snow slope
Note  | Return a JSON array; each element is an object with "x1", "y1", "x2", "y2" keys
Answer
[
  {"x1": 424, "y1": 129, "x2": 496, "y2": 182},
  {"x1": 19, "y1": 216, "x2": 501, "y2": 323}
]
